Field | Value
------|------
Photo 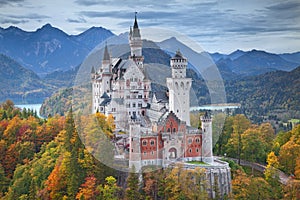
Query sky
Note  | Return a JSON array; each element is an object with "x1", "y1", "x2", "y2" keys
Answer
[{"x1": 0, "y1": 0, "x2": 300, "y2": 54}]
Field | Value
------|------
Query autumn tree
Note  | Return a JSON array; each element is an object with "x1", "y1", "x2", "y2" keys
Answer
[
  {"x1": 241, "y1": 127, "x2": 265, "y2": 164},
  {"x1": 45, "y1": 156, "x2": 67, "y2": 199},
  {"x1": 76, "y1": 175, "x2": 98, "y2": 200},
  {"x1": 225, "y1": 114, "x2": 251, "y2": 164},
  {"x1": 283, "y1": 180, "x2": 300, "y2": 200},
  {"x1": 264, "y1": 151, "x2": 283, "y2": 199},
  {"x1": 279, "y1": 140, "x2": 300, "y2": 175},
  {"x1": 98, "y1": 176, "x2": 121, "y2": 200}
]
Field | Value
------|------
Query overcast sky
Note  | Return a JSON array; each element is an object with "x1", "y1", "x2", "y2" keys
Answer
[{"x1": 0, "y1": 0, "x2": 300, "y2": 54}]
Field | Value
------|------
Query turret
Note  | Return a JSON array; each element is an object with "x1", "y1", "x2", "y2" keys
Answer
[
  {"x1": 129, "y1": 12, "x2": 144, "y2": 68},
  {"x1": 170, "y1": 50, "x2": 187, "y2": 78},
  {"x1": 101, "y1": 44, "x2": 111, "y2": 73},
  {"x1": 129, "y1": 121, "x2": 142, "y2": 173},
  {"x1": 166, "y1": 50, "x2": 191, "y2": 126},
  {"x1": 201, "y1": 112, "x2": 213, "y2": 163}
]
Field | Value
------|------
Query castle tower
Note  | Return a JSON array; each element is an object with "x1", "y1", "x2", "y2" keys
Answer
[
  {"x1": 166, "y1": 50, "x2": 192, "y2": 126},
  {"x1": 100, "y1": 44, "x2": 112, "y2": 95},
  {"x1": 91, "y1": 66, "x2": 100, "y2": 113},
  {"x1": 129, "y1": 12, "x2": 144, "y2": 68},
  {"x1": 201, "y1": 112, "x2": 213, "y2": 163},
  {"x1": 129, "y1": 121, "x2": 142, "y2": 173}
]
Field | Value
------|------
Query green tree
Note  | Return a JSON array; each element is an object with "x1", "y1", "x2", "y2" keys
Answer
[
  {"x1": 225, "y1": 114, "x2": 251, "y2": 164},
  {"x1": 98, "y1": 176, "x2": 120, "y2": 200},
  {"x1": 215, "y1": 116, "x2": 233, "y2": 156},
  {"x1": 241, "y1": 127, "x2": 266, "y2": 164},
  {"x1": 125, "y1": 166, "x2": 141, "y2": 200}
]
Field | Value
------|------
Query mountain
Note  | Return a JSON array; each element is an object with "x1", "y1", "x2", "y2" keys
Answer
[
  {"x1": 227, "y1": 49, "x2": 245, "y2": 60},
  {"x1": 0, "y1": 24, "x2": 114, "y2": 76},
  {"x1": 279, "y1": 52, "x2": 300, "y2": 65},
  {"x1": 71, "y1": 26, "x2": 114, "y2": 50},
  {"x1": 226, "y1": 66, "x2": 300, "y2": 123},
  {"x1": 215, "y1": 49, "x2": 299, "y2": 77},
  {"x1": 0, "y1": 54, "x2": 56, "y2": 103}
]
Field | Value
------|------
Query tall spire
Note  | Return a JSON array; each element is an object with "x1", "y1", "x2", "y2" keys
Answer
[
  {"x1": 134, "y1": 11, "x2": 138, "y2": 29},
  {"x1": 103, "y1": 42, "x2": 110, "y2": 61}
]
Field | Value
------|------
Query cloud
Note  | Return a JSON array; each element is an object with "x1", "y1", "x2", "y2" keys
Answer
[
  {"x1": 0, "y1": 0, "x2": 24, "y2": 7},
  {"x1": 74, "y1": 0, "x2": 109, "y2": 6},
  {"x1": 67, "y1": 17, "x2": 87, "y2": 23},
  {"x1": 5, "y1": 13, "x2": 50, "y2": 20},
  {"x1": 75, "y1": 0, "x2": 178, "y2": 9},
  {"x1": 0, "y1": 18, "x2": 28, "y2": 24}
]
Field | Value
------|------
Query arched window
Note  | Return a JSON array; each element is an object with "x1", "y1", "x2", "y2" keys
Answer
[
  {"x1": 181, "y1": 82, "x2": 184, "y2": 89},
  {"x1": 142, "y1": 140, "x2": 147, "y2": 146},
  {"x1": 188, "y1": 138, "x2": 193, "y2": 144},
  {"x1": 195, "y1": 138, "x2": 200, "y2": 143},
  {"x1": 150, "y1": 140, "x2": 155, "y2": 146}
]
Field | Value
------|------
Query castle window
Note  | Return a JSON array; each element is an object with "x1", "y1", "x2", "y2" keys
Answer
[
  {"x1": 112, "y1": 108, "x2": 116, "y2": 112},
  {"x1": 189, "y1": 148, "x2": 192, "y2": 153},
  {"x1": 131, "y1": 149, "x2": 133, "y2": 152},
  {"x1": 138, "y1": 103, "x2": 142, "y2": 108},
  {"x1": 142, "y1": 140, "x2": 147, "y2": 146},
  {"x1": 195, "y1": 138, "x2": 200, "y2": 143},
  {"x1": 144, "y1": 151, "x2": 147, "y2": 155},
  {"x1": 150, "y1": 140, "x2": 155, "y2": 146},
  {"x1": 133, "y1": 103, "x2": 136, "y2": 107},
  {"x1": 126, "y1": 103, "x2": 130, "y2": 108},
  {"x1": 167, "y1": 128, "x2": 170, "y2": 132},
  {"x1": 138, "y1": 95, "x2": 142, "y2": 99},
  {"x1": 151, "y1": 151, "x2": 154, "y2": 155},
  {"x1": 196, "y1": 148, "x2": 199, "y2": 153},
  {"x1": 173, "y1": 128, "x2": 176, "y2": 132},
  {"x1": 188, "y1": 138, "x2": 193, "y2": 144}
]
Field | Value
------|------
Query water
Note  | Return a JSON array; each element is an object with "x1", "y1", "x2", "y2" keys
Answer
[
  {"x1": 190, "y1": 103, "x2": 240, "y2": 111},
  {"x1": 15, "y1": 104, "x2": 43, "y2": 118}
]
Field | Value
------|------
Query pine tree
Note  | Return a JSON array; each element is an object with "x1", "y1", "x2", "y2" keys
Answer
[{"x1": 125, "y1": 166, "x2": 140, "y2": 200}]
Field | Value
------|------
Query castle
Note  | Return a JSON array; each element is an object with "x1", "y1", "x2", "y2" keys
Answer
[{"x1": 91, "y1": 14, "x2": 231, "y2": 198}]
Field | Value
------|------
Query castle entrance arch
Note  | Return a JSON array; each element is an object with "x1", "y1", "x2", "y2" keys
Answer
[{"x1": 168, "y1": 147, "x2": 177, "y2": 159}]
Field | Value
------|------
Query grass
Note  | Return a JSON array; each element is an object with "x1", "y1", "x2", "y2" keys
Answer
[{"x1": 186, "y1": 160, "x2": 209, "y2": 165}]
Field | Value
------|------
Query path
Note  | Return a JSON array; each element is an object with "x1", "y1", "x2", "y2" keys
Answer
[{"x1": 215, "y1": 156, "x2": 291, "y2": 185}]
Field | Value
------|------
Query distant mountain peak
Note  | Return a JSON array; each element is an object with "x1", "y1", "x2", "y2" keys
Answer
[{"x1": 5, "y1": 25, "x2": 24, "y2": 32}]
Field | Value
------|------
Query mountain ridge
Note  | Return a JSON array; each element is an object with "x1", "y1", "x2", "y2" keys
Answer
[{"x1": 0, "y1": 24, "x2": 114, "y2": 76}]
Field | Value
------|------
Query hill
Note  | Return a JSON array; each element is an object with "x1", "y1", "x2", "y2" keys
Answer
[
  {"x1": 0, "y1": 54, "x2": 56, "y2": 103},
  {"x1": 226, "y1": 66, "x2": 300, "y2": 123}
]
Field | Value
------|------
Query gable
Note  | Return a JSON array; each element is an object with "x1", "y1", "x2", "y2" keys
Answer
[{"x1": 123, "y1": 60, "x2": 145, "y2": 81}]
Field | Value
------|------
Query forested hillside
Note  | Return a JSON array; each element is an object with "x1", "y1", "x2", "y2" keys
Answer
[
  {"x1": 226, "y1": 66, "x2": 300, "y2": 123},
  {"x1": 1, "y1": 101, "x2": 300, "y2": 199},
  {"x1": 0, "y1": 54, "x2": 56, "y2": 103}
]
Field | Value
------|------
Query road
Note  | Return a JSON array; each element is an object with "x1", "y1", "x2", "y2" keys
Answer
[{"x1": 215, "y1": 156, "x2": 291, "y2": 185}]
